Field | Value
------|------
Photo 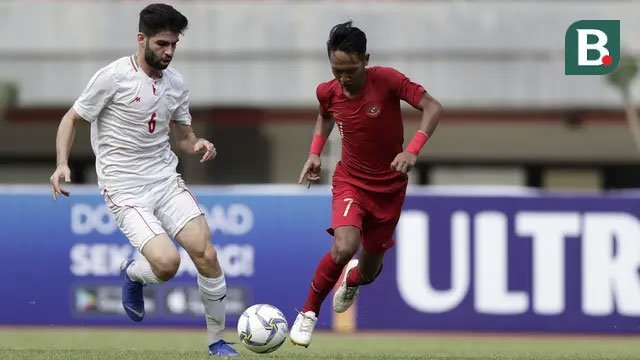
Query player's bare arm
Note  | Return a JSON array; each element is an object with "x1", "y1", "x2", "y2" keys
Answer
[
  {"x1": 417, "y1": 92, "x2": 443, "y2": 138},
  {"x1": 171, "y1": 122, "x2": 216, "y2": 163},
  {"x1": 50, "y1": 108, "x2": 84, "y2": 200},
  {"x1": 299, "y1": 112, "x2": 335, "y2": 185},
  {"x1": 390, "y1": 92, "x2": 443, "y2": 173}
]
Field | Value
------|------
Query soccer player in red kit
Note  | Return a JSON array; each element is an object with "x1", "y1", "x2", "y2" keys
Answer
[{"x1": 289, "y1": 21, "x2": 443, "y2": 347}]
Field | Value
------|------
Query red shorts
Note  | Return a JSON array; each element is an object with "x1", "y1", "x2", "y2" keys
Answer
[{"x1": 328, "y1": 181, "x2": 407, "y2": 254}]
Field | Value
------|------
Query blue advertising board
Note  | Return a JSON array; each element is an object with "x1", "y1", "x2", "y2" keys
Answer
[
  {"x1": 2, "y1": 185, "x2": 640, "y2": 333},
  {"x1": 0, "y1": 185, "x2": 334, "y2": 329},
  {"x1": 359, "y1": 188, "x2": 640, "y2": 333}
]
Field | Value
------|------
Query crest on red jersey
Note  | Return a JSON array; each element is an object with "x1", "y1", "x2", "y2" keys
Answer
[{"x1": 366, "y1": 104, "x2": 381, "y2": 117}]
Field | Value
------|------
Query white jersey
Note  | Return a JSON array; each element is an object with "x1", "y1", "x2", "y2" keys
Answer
[{"x1": 73, "y1": 55, "x2": 192, "y2": 191}]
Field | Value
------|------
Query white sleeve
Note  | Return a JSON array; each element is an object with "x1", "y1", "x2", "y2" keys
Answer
[
  {"x1": 172, "y1": 88, "x2": 192, "y2": 126},
  {"x1": 72, "y1": 67, "x2": 116, "y2": 123}
]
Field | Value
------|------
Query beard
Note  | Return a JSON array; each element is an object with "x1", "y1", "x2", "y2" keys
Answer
[{"x1": 144, "y1": 44, "x2": 169, "y2": 70}]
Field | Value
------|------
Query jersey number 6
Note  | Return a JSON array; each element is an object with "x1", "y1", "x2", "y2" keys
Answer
[{"x1": 148, "y1": 112, "x2": 157, "y2": 133}]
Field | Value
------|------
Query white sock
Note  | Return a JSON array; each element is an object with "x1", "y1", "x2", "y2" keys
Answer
[
  {"x1": 197, "y1": 273, "x2": 226, "y2": 345},
  {"x1": 126, "y1": 259, "x2": 163, "y2": 285}
]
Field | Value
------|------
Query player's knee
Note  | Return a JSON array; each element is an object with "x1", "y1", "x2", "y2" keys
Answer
[
  {"x1": 331, "y1": 237, "x2": 358, "y2": 265},
  {"x1": 188, "y1": 238, "x2": 217, "y2": 261},
  {"x1": 201, "y1": 243, "x2": 218, "y2": 265},
  {"x1": 153, "y1": 254, "x2": 181, "y2": 281}
]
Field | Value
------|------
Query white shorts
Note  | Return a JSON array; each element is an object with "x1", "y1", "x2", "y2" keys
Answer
[{"x1": 102, "y1": 175, "x2": 203, "y2": 251}]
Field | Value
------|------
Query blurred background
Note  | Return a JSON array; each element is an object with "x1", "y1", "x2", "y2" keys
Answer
[
  {"x1": 2, "y1": 0, "x2": 640, "y2": 190},
  {"x1": 2, "y1": 1, "x2": 640, "y2": 357}
]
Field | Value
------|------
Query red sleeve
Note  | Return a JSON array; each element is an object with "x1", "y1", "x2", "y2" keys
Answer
[
  {"x1": 316, "y1": 82, "x2": 332, "y2": 116},
  {"x1": 379, "y1": 67, "x2": 426, "y2": 109}
]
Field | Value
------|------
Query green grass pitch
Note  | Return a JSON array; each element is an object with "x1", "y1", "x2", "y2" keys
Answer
[{"x1": 0, "y1": 327, "x2": 638, "y2": 359}]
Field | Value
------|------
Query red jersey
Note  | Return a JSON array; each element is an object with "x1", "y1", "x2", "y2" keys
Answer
[{"x1": 316, "y1": 66, "x2": 426, "y2": 193}]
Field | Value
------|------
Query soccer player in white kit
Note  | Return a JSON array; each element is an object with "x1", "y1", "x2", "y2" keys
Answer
[{"x1": 49, "y1": 4, "x2": 238, "y2": 357}]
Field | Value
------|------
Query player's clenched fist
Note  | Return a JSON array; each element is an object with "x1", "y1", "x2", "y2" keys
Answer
[
  {"x1": 390, "y1": 151, "x2": 417, "y2": 173},
  {"x1": 50, "y1": 164, "x2": 71, "y2": 200},
  {"x1": 298, "y1": 154, "x2": 322, "y2": 187}
]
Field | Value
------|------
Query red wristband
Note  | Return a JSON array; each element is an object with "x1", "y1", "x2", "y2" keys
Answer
[
  {"x1": 406, "y1": 131, "x2": 429, "y2": 155},
  {"x1": 309, "y1": 134, "x2": 327, "y2": 155}
]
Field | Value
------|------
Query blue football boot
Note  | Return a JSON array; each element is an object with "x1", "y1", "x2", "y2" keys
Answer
[
  {"x1": 120, "y1": 259, "x2": 145, "y2": 322},
  {"x1": 208, "y1": 339, "x2": 240, "y2": 357}
]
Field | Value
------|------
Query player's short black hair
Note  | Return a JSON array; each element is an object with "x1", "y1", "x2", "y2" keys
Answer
[
  {"x1": 139, "y1": 3, "x2": 188, "y2": 37},
  {"x1": 327, "y1": 21, "x2": 367, "y2": 56}
]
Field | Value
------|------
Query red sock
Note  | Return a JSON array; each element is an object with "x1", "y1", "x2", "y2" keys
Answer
[
  {"x1": 346, "y1": 262, "x2": 383, "y2": 287},
  {"x1": 301, "y1": 252, "x2": 344, "y2": 315},
  {"x1": 346, "y1": 266, "x2": 363, "y2": 287}
]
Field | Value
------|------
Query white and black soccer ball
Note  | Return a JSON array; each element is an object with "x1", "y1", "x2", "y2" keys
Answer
[{"x1": 237, "y1": 304, "x2": 288, "y2": 354}]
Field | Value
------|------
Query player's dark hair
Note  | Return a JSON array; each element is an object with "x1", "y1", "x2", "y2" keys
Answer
[
  {"x1": 327, "y1": 21, "x2": 367, "y2": 56},
  {"x1": 139, "y1": 3, "x2": 188, "y2": 37}
]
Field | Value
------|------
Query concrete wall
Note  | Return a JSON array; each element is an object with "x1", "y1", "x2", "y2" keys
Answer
[{"x1": 0, "y1": 1, "x2": 638, "y2": 108}]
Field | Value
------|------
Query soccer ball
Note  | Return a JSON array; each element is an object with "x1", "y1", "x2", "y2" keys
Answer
[{"x1": 237, "y1": 304, "x2": 288, "y2": 353}]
